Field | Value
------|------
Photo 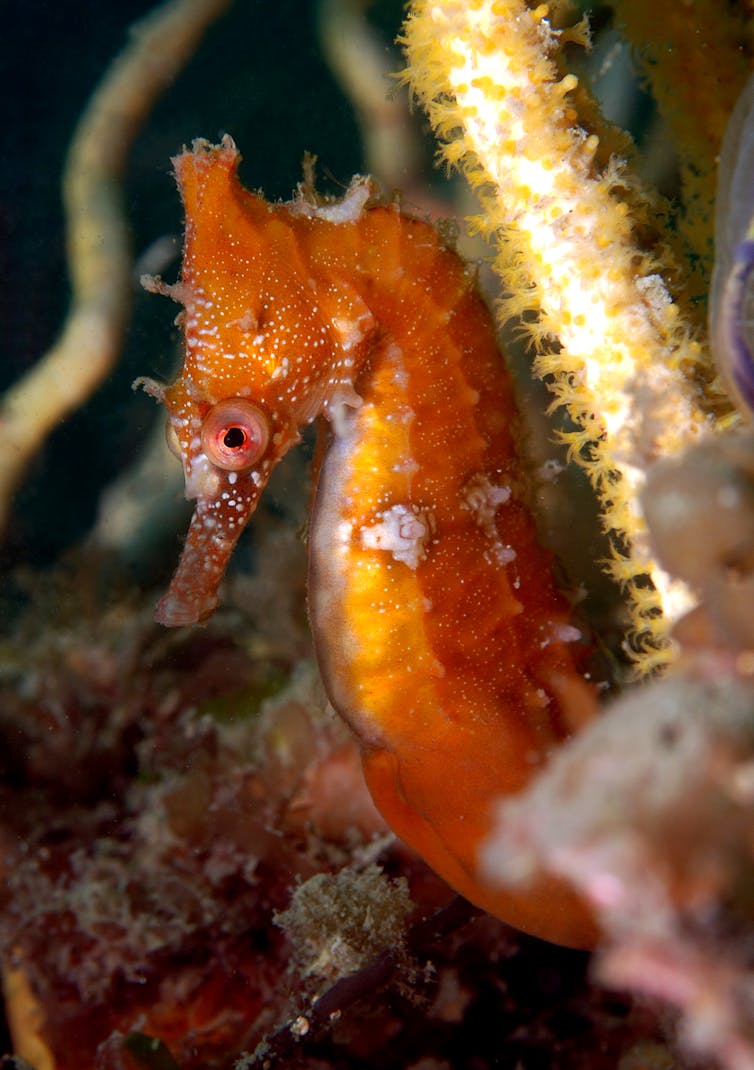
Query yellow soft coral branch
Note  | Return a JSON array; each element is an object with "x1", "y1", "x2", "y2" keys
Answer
[
  {"x1": 611, "y1": 0, "x2": 751, "y2": 309},
  {"x1": 401, "y1": 0, "x2": 713, "y2": 671}
]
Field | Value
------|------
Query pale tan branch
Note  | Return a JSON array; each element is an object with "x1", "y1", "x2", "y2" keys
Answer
[{"x1": 0, "y1": 0, "x2": 231, "y2": 535}]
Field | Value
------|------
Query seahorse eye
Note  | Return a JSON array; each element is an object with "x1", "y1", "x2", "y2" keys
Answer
[
  {"x1": 200, "y1": 398, "x2": 270, "y2": 471},
  {"x1": 222, "y1": 426, "x2": 246, "y2": 449}
]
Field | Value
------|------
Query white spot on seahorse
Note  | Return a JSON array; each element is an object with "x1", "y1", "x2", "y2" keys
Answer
[
  {"x1": 463, "y1": 473, "x2": 511, "y2": 527},
  {"x1": 227, "y1": 309, "x2": 259, "y2": 332},
  {"x1": 184, "y1": 453, "x2": 220, "y2": 500},
  {"x1": 539, "y1": 622, "x2": 583, "y2": 649},
  {"x1": 360, "y1": 504, "x2": 435, "y2": 570},
  {"x1": 552, "y1": 623, "x2": 582, "y2": 643},
  {"x1": 462, "y1": 473, "x2": 515, "y2": 565},
  {"x1": 392, "y1": 456, "x2": 420, "y2": 478},
  {"x1": 291, "y1": 175, "x2": 373, "y2": 223},
  {"x1": 490, "y1": 544, "x2": 517, "y2": 566}
]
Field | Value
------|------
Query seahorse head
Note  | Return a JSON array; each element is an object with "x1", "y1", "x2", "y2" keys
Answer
[{"x1": 140, "y1": 137, "x2": 374, "y2": 625}]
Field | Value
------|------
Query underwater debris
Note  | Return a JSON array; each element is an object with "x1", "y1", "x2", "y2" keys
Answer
[
  {"x1": 0, "y1": 547, "x2": 392, "y2": 1068},
  {"x1": 642, "y1": 432, "x2": 754, "y2": 654},
  {"x1": 482, "y1": 626, "x2": 754, "y2": 1070},
  {"x1": 274, "y1": 864, "x2": 413, "y2": 984}
]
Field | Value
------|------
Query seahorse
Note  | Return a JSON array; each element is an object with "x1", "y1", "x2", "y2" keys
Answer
[{"x1": 139, "y1": 136, "x2": 598, "y2": 947}]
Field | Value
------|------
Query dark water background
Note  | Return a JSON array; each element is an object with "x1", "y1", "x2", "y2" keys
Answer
[
  {"x1": 0, "y1": 0, "x2": 408, "y2": 573},
  {"x1": 0, "y1": 0, "x2": 652, "y2": 632}
]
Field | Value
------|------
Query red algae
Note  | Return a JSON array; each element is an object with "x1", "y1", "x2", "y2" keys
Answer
[
  {"x1": 0, "y1": 545, "x2": 660, "y2": 1070},
  {"x1": 0, "y1": 534, "x2": 392, "y2": 1067}
]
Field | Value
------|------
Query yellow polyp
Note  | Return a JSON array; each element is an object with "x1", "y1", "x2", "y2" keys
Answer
[{"x1": 473, "y1": 31, "x2": 495, "y2": 56}]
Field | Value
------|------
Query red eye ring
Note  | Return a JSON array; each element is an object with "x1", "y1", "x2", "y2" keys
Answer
[{"x1": 200, "y1": 399, "x2": 270, "y2": 471}]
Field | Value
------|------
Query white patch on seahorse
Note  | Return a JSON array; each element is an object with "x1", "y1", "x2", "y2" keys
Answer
[
  {"x1": 331, "y1": 313, "x2": 371, "y2": 351},
  {"x1": 463, "y1": 473, "x2": 512, "y2": 526},
  {"x1": 490, "y1": 543, "x2": 517, "y2": 567},
  {"x1": 392, "y1": 456, "x2": 420, "y2": 478},
  {"x1": 290, "y1": 175, "x2": 374, "y2": 224},
  {"x1": 360, "y1": 504, "x2": 435, "y2": 570},
  {"x1": 462, "y1": 473, "x2": 515, "y2": 565},
  {"x1": 184, "y1": 452, "x2": 221, "y2": 501},
  {"x1": 542, "y1": 623, "x2": 583, "y2": 648},
  {"x1": 324, "y1": 386, "x2": 363, "y2": 437}
]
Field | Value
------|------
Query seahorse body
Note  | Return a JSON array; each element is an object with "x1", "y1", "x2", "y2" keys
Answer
[{"x1": 145, "y1": 137, "x2": 597, "y2": 947}]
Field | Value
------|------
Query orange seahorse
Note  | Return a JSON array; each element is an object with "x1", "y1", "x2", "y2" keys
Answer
[{"x1": 140, "y1": 137, "x2": 598, "y2": 948}]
